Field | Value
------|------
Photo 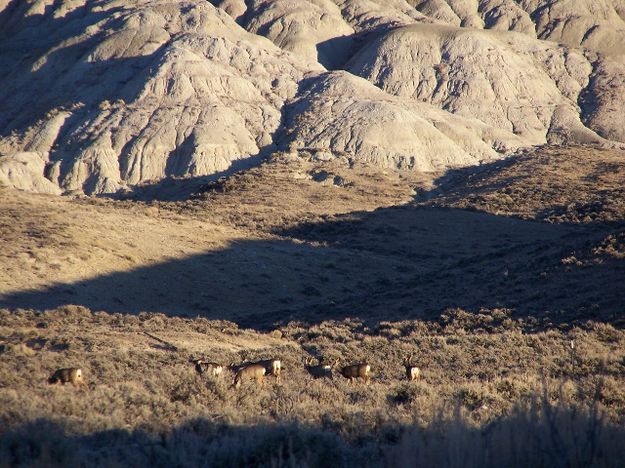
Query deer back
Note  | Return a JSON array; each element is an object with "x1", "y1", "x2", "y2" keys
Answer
[{"x1": 341, "y1": 363, "x2": 370, "y2": 379}]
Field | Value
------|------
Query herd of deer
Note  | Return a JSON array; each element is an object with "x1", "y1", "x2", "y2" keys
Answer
[
  {"x1": 46, "y1": 355, "x2": 420, "y2": 389},
  {"x1": 192, "y1": 354, "x2": 421, "y2": 387}
]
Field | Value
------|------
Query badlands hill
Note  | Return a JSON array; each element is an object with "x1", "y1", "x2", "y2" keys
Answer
[{"x1": 1, "y1": 0, "x2": 624, "y2": 194}]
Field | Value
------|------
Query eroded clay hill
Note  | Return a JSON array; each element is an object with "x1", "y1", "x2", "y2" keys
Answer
[{"x1": 0, "y1": 0, "x2": 624, "y2": 195}]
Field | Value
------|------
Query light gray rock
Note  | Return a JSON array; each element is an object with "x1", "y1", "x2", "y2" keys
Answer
[
  {"x1": 347, "y1": 24, "x2": 610, "y2": 147},
  {"x1": 521, "y1": 0, "x2": 625, "y2": 56},
  {"x1": 409, "y1": 0, "x2": 462, "y2": 26},
  {"x1": 333, "y1": 0, "x2": 430, "y2": 33},
  {"x1": 581, "y1": 56, "x2": 625, "y2": 143},
  {"x1": 210, "y1": 0, "x2": 247, "y2": 21},
  {"x1": 280, "y1": 71, "x2": 526, "y2": 172},
  {"x1": 0, "y1": 0, "x2": 624, "y2": 196},
  {"x1": 410, "y1": 0, "x2": 625, "y2": 56},
  {"x1": 0, "y1": 1, "x2": 318, "y2": 194},
  {"x1": 0, "y1": 152, "x2": 62, "y2": 194},
  {"x1": 239, "y1": 0, "x2": 355, "y2": 69}
]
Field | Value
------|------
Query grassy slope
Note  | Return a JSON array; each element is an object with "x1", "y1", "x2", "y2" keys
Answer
[{"x1": 1, "y1": 147, "x2": 624, "y2": 466}]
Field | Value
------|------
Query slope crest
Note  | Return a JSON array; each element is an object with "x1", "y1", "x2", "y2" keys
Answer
[
  {"x1": 279, "y1": 71, "x2": 526, "y2": 171},
  {"x1": 0, "y1": 0, "x2": 319, "y2": 194},
  {"x1": 347, "y1": 24, "x2": 615, "y2": 147}
]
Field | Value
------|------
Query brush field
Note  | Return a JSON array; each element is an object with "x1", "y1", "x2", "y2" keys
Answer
[{"x1": 1, "y1": 146, "x2": 625, "y2": 467}]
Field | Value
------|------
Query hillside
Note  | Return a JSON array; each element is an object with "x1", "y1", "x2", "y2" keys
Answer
[
  {"x1": 1, "y1": 145, "x2": 625, "y2": 465},
  {"x1": 2, "y1": 304, "x2": 625, "y2": 466},
  {"x1": 1, "y1": 1, "x2": 625, "y2": 466},
  {"x1": 2, "y1": 146, "x2": 623, "y2": 328},
  {"x1": 1, "y1": 0, "x2": 624, "y2": 194}
]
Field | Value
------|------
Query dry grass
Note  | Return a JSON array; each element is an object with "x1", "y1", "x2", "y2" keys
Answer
[
  {"x1": 1, "y1": 145, "x2": 624, "y2": 466},
  {"x1": 420, "y1": 145, "x2": 625, "y2": 224},
  {"x1": 1, "y1": 307, "x2": 625, "y2": 466},
  {"x1": 129, "y1": 151, "x2": 428, "y2": 231}
]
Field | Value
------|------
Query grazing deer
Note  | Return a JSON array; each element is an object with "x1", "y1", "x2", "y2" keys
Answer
[
  {"x1": 230, "y1": 358, "x2": 281, "y2": 383},
  {"x1": 191, "y1": 359, "x2": 224, "y2": 377},
  {"x1": 305, "y1": 357, "x2": 336, "y2": 379},
  {"x1": 233, "y1": 363, "x2": 266, "y2": 388},
  {"x1": 257, "y1": 359, "x2": 282, "y2": 383},
  {"x1": 403, "y1": 355, "x2": 420, "y2": 381},
  {"x1": 48, "y1": 368, "x2": 84, "y2": 387},
  {"x1": 339, "y1": 362, "x2": 371, "y2": 384}
]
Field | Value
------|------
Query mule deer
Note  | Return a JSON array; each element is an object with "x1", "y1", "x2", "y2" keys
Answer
[
  {"x1": 257, "y1": 359, "x2": 282, "y2": 383},
  {"x1": 339, "y1": 363, "x2": 371, "y2": 384},
  {"x1": 233, "y1": 364, "x2": 266, "y2": 388},
  {"x1": 305, "y1": 357, "x2": 335, "y2": 379},
  {"x1": 403, "y1": 355, "x2": 420, "y2": 381},
  {"x1": 191, "y1": 359, "x2": 223, "y2": 377},
  {"x1": 48, "y1": 368, "x2": 84, "y2": 387}
]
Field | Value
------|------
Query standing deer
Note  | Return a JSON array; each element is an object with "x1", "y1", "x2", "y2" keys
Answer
[
  {"x1": 257, "y1": 359, "x2": 282, "y2": 383},
  {"x1": 191, "y1": 359, "x2": 224, "y2": 377},
  {"x1": 403, "y1": 354, "x2": 420, "y2": 381},
  {"x1": 304, "y1": 357, "x2": 335, "y2": 379},
  {"x1": 339, "y1": 362, "x2": 371, "y2": 384},
  {"x1": 230, "y1": 357, "x2": 281, "y2": 384},
  {"x1": 48, "y1": 368, "x2": 84, "y2": 387},
  {"x1": 233, "y1": 363, "x2": 266, "y2": 388}
]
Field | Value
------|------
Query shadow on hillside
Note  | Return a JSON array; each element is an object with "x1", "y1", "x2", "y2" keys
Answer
[
  {"x1": 411, "y1": 146, "x2": 625, "y2": 225},
  {"x1": 0, "y1": 418, "x2": 358, "y2": 467},
  {"x1": 2, "y1": 406, "x2": 623, "y2": 467},
  {"x1": 112, "y1": 150, "x2": 273, "y2": 202},
  {"x1": 273, "y1": 206, "x2": 624, "y2": 326},
  {"x1": 316, "y1": 34, "x2": 357, "y2": 70},
  {"x1": 1, "y1": 202, "x2": 622, "y2": 329},
  {"x1": 413, "y1": 155, "x2": 531, "y2": 202},
  {"x1": 0, "y1": 2, "x2": 131, "y2": 133},
  {"x1": 315, "y1": 23, "x2": 408, "y2": 71},
  {"x1": 0, "y1": 1, "x2": 277, "y2": 195}
]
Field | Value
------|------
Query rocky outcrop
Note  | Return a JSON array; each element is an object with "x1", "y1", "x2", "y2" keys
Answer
[
  {"x1": 409, "y1": 0, "x2": 625, "y2": 56},
  {"x1": 0, "y1": 0, "x2": 624, "y2": 195},
  {"x1": 280, "y1": 71, "x2": 525, "y2": 171},
  {"x1": 332, "y1": 0, "x2": 430, "y2": 33},
  {"x1": 522, "y1": 0, "x2": 625, "y2": 57},
  {"x1": 346, "y1": 24, "x2": 610, "y2": 147},
  {"x1": 0, "y1": 152, "x2": 62, "y2": 194},
  {"x1": 237, "y1": 0, "x2": 356, "y2": 69},
  {"x1": 580, "y1": 56, "x2": 625, "y2": 143},
  {"x1": 0, "y1": 1, "x2": 318, "y2": 194}
]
